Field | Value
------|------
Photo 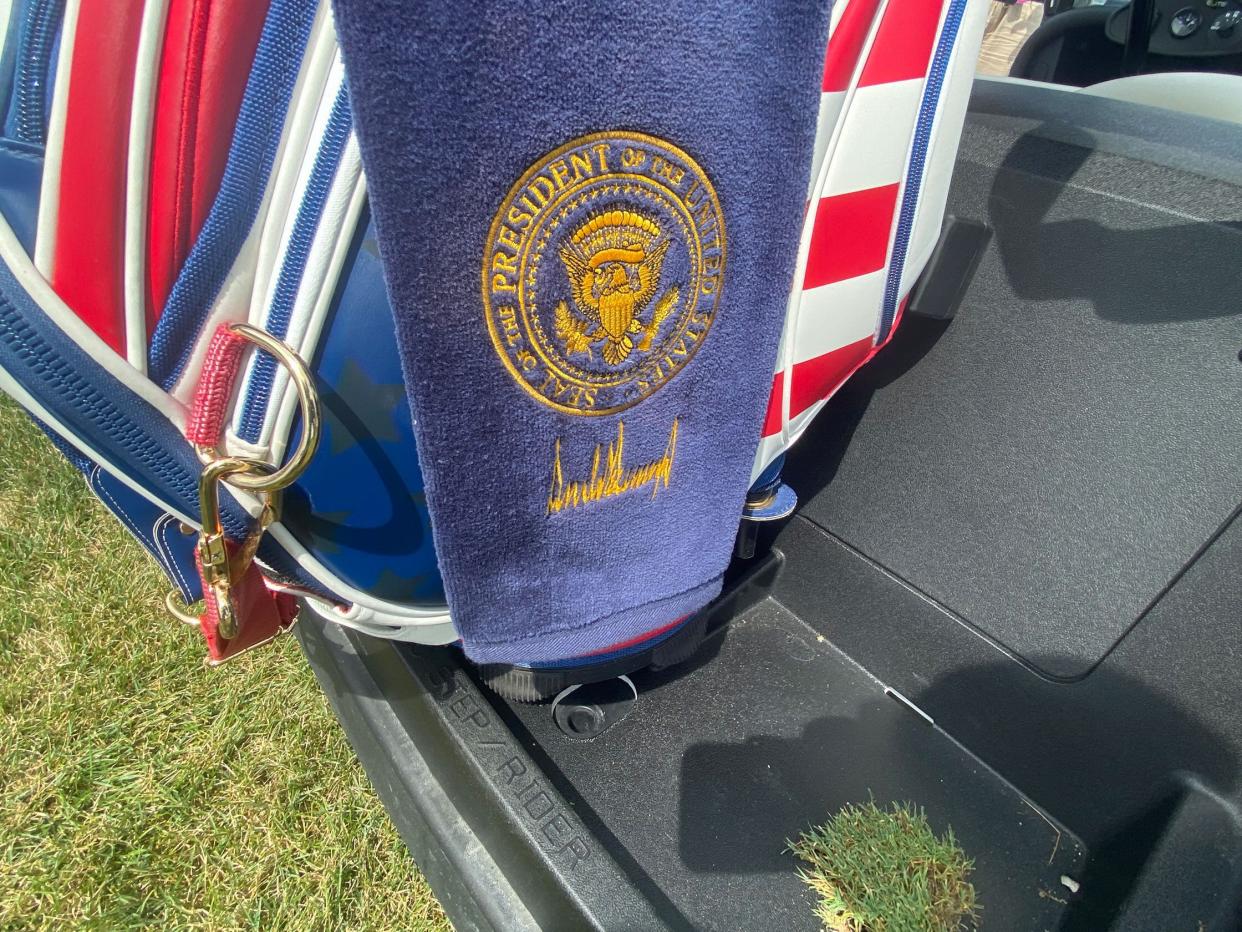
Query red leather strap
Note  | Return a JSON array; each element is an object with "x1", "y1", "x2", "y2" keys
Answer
[
  {"x1": 195, "y1": 542, "x2": 297, "y2": 662},
  {"x1": 147, "y1": 0, "x2": 271, "y2": 326},
  {"x1": 187, "y1": 322, "x2": 297, "y2": 661},
  {"x1": 185, "y1": 324, "x2": 248, "y2": 445},
  {"x1": 49, "y1": 0, "x2": 146, "y2": 354}
]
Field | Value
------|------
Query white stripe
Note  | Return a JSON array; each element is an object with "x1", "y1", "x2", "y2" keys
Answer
[
  {"x1": 0, "y1": 0, "x2": 15, "y2": 58},
  {"x1": 805, "y1": 0, "x2": 858, "y2": 195},
  {"x1": 302, "y1": 593, "x2": 454, "y2": 639},
  {"x1": 819, "y1": 78, "x2": 923, "y2": 197},
  {"x1": 32, "y1": 0, "x2": 80, "y2": 277},
  {"x1": 262, "y1": 142, "x2": 365, "y2": 463},
  {"x1": 792, "y1": 269, "x2": 888, "y2": 366},
  {"x1": 829, "y1": 0, "x2": 850, "y2": 33},
  {"x1": 123, "y1": 0, "x2": 171, "y2": 374},
  {"x1": 168, "y1": 0, "x2": 336, "y2": 404},
  {"x1": 244, "y1": 8, "x2": 337, "y2": 336},
  {"x1": 750, "y1": 433, "x2": 785, "y2": 483},
  {"x1": 231, "y1": 51, "x2": 346, "y2": 439},
  {"x1": 807, "y1": 91, "x2": 845, "y2": 198},
  {"x1": 783, "y1": 395, "x2": 837, "y2": 453},
  {"x1": 265, "y1": 522, "x2": 452, "y2": 624}
]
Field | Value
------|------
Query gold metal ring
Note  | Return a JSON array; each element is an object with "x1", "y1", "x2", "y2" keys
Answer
[
  {"x1": 164, "y1": 591, "x2": 203, "y2": 625},
  {"x1": 195, "y1": 323, "x2": 321, "y2": 493}
]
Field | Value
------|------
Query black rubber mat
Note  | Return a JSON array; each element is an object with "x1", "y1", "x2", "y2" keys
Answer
[
  {"x1": 497, "y1": 599, "x2": 1084, "y2": 932},
  {"x1": 786, "y1": 117, "x2": 1242, "y2": 680}
]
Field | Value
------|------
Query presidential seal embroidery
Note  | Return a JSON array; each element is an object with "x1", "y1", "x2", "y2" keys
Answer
[{"x1": 483, "y1": 131, "x2": 725, "y2": 415}]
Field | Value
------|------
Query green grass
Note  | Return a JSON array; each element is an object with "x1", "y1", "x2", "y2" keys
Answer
[
  {"x1": 0, "y1": 397, "x2": 451, "y2": 930},
  {"x1": 789, "y1": 800, "x2": 978, "y2": 932}
]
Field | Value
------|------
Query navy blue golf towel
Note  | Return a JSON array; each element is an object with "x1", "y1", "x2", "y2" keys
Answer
[{"x1": 332, "y1": 0, "x2": 832, "y2": 662}]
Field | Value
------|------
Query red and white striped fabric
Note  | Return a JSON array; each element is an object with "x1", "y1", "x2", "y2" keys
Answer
[
  {"x1": 29, "y1": 0, "x2": 987, "y2": 482},
  {"x1": 32, "y1": 0, "x2": 272, "y2": 378},
  {"x1": 753, "y1": 0, "x2": 988, "y2": 479}
]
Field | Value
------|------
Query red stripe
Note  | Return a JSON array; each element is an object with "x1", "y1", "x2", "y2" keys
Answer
[
  {"x1": 822, "y1": 0, "x2": 886, "y2": 92},
  {"x1": 859, "y1": 0, "x2": 945, "y2": 87},
  {"x1": 762, "y1": 371, "x2": 785, "y2": 436},
  {"x1": 585, "y1": 614, "x2": 689, "y2": 657},
  {"x1": 49, "y1": 0, "x2": 146, "y2": 355},
  {"x1": 147, "y1": 0, "x2": 270, "y2": 328},
  {"x1": 788, "y1": 336, "x2": 875, "y2": 420},
  {"x1": 775, "y1": 293, "x2": 914, "y2": 432},
  {"x1": 189, "y1": 0, "x2": 270, "y2": 238},
  {"x1": 147, "y1": 0, "x2": 196, "y2": 329},
  {"x1": 803, "y1": 183, "x2": 899, "y2": 290}
]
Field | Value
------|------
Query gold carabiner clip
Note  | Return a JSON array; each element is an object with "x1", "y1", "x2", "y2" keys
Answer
[
  {"x1": 168, "y1": 323, "x2": 321, "y2": 640},
  {"x1": 196, "y1": 457, "x2": 281, "y2": 639}
]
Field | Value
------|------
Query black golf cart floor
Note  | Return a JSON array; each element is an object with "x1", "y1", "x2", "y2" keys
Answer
[
  {"x1": 783, "y1": 144, "x2": 1242, "y2": 682},
  {"x1": 497, "y1": 597, "x2": 1085, "y2": 932}
]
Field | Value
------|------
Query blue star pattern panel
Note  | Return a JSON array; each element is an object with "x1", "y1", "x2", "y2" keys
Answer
[{"x1": 280, "y1": 213, "x2": 445, "y2": 605}]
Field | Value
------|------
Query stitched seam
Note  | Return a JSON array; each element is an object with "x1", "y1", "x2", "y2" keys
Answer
[
  {"x1": 92, "y1": 467, "x2": 157, "y2": 551},
  {"x1": 155, "y1": 514, "x2": 195, "y2": 597},
  {"x1": 93, "y1": 469, "x2": 193, "y2": 599},
  {"x1": 173, "y1": 0, "x2": 212, "y2": 262},
  {"x1": 461, "y1": 575, "x2": 722, "y2": 647}
]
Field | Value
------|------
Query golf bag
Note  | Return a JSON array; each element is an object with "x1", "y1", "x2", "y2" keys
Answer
[{"x1": 0, "y1": 0, "x2": 986, "y2": 671}]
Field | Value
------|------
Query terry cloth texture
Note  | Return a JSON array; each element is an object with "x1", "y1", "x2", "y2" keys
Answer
[{"x1": 333, "y1": 0, "x2": 832, "y2": 663}]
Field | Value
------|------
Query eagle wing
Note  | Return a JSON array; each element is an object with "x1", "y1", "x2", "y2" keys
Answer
[
  {"x1": 637, "y1": 285, "x2": 680, "y2": 353},
  {"x1": 633, "y1": 239, "x2": 670, "y2": 311},
  {"x1": 554, "y1": 300, "x2": 593, "y2": 359},
  {"x1": 559, "y1": 246, "x2": 599, "y2": 322}
]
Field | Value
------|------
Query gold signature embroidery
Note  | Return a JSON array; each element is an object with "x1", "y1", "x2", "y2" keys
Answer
[{"x1": 547, "y1": 419, "x2": 678, "y2": 515}]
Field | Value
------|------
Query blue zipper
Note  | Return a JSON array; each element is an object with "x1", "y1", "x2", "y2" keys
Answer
[
  {"x1": 237, "y1": 84, "x2": 353, "y2": 443},
  {"x1": 877, "y1": 0, "x2": 967, "y2": 342},
  {"x1": 0, "y1": 291, "x2": 256, "y2": 541},
  {"x1": 12, "y1": 0, "x2": 64, "y2": 145},
  {"x1": 0, "y1": 273, "x2": 338, "y2": 601}
]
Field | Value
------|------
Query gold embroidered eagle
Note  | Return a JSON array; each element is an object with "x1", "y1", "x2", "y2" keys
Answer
[{"x1": 556, "y1": 209, "x2": 676, "y2": 366}]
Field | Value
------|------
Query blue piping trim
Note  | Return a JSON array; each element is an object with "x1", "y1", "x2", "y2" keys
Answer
[
  {"x1": 237, "y1": 83, "x2": 352, "y2": 442},
  {"x1": 147, "y1": 0, "x2": 318, "y2": 388},
  {"x1": 876, "y1": 0, "x2": 967, "y2": 342}
]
